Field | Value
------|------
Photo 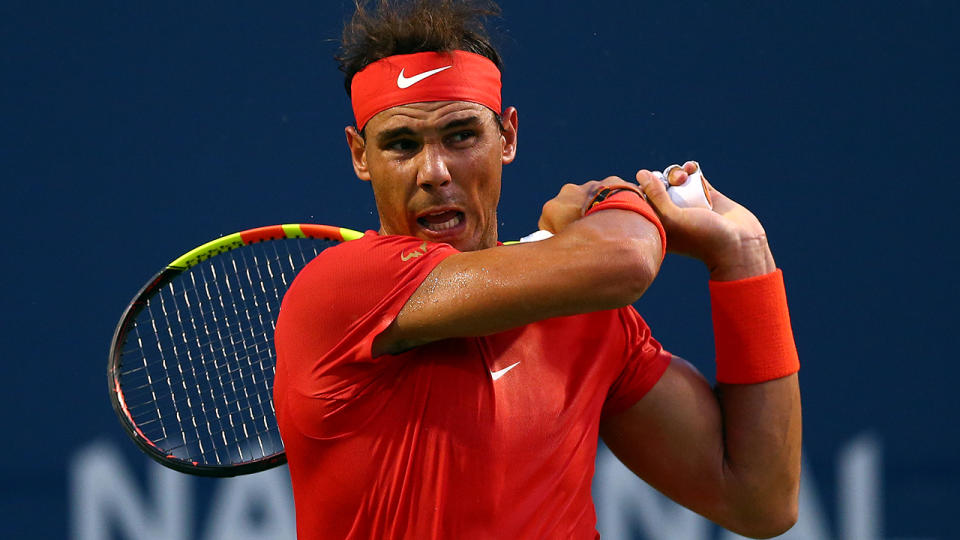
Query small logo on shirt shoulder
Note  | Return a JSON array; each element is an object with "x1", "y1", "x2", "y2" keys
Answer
[{"x1": 400, "y1": 241, "x2": 429, "y2": 262}]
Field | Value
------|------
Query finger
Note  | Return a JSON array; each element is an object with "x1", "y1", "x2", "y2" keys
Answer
[
  {"x1": 636, "y1": 169, "x2": 678, "y2": 214},
  {"x1": 690, "y1": 164, "x2": 714, "y2": 209},
  {"x1": 665, "y1": 164, "x2": 689, "y2": 186},
  {"x1": 560, "y1": 181, "x2": 598, "y2": 206},
  {"x1": 598, "y1": 176, "x2": 635, "y2": 190},
  {"x1": 537, "y1": 215, "x2": 556, "y2": 233},
  {"x1": 580, "y1": 181, "x2": 603, "y2": 200},
  {"x1": 562, "y1": 181, "x2": 595, "y2": 193},
  {"x1": 539, "y1": 196, "x2": 558, "y2": 231}
]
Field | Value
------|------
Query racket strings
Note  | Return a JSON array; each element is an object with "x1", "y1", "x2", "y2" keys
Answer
[
  {"x1": 117, "y1": 237, "x2": 328, "y2": 466},
  {"x1": 120, "y1": 312, "x2": 276, "y2": 359}
]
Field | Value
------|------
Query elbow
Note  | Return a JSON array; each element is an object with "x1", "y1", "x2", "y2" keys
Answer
[
  {"x1": 564, "y1": 209, "x2": 663, "y2": 308},
  {"x1": 559, "y1": 221, "x2": 661, "y2": 309},
  {"x1": 735, "y1": 512, "x2": 798, "y2": 539},
  {"x1": 748, "y1": 513, "x2": 798, "y2": 539},
  {"x1": 605, "y1": 235, "x2": 660, "y2": 304},
  {"x1": 772, "y1": 496, "x2": 801, "y2": 537},
  {"x1": 578, "y1": 238, "x2": 658, "y2": 309},
  {"x1": 775, "y1": 506, "x2": 801, "y2": 538},
  {"x1": 725, "y1": 495, "x2": 799, "y2": 539}
]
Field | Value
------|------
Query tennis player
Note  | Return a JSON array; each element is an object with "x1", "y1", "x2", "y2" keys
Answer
[{"x1": 274, "y1": 1, "x2": 801, "y2": 538}]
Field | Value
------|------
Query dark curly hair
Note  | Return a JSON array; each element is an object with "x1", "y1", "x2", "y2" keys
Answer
[{"x1": 338, "y1": 0, "x2": 503, "y2": 97}]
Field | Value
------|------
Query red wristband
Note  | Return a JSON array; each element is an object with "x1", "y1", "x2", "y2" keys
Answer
[
  {"x1": 584, "y1": 188, "x2": 667, "y2": 260},
  {"x1": 710, "y1": 269, "x2": 800, "y2": 384}
]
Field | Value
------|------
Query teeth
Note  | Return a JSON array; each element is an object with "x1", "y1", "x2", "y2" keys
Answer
[{"x1": 425, "y1": 213, "x2": 462, "y2": 232}]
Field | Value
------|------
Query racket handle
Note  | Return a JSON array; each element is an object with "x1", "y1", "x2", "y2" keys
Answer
[
  {"x1": 659, "y1": 161, "x2": 713, "y2": 210},
  {"x1": 524, "y1": 162, "x2": 712, "y2": 243},
  {"x1": 518, "y1": 229, "x2": 554, "y2": 242}
]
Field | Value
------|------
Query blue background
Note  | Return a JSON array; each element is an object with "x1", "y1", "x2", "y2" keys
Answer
[{"x1": 2, "y1": 1, "x2": 958, "y2": 538}]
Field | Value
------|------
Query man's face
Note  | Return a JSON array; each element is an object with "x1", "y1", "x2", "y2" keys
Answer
[{"x1": 346, "y1": 101, "x2": 518, "y2": 252}]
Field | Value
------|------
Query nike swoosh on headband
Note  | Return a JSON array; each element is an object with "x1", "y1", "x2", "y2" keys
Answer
[{"x1": 397, "y1": 65, "x2": 453, "y2": 89}]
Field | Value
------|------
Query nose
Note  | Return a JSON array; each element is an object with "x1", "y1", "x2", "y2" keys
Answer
[{"x1": 416, "y1": 143, "x2": 452, "y2": 190}]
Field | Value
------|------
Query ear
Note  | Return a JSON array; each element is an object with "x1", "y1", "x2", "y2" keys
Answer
[
  {"x1": 500, "y1": 106, "x2": 519, "y2": 165},
  {"x1": 345, "y1": 126, "x2": 371, "y2": 181}
]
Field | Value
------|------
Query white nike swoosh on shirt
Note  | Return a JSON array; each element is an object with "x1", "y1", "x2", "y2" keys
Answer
[
  {"x1": 397, "y1": 65, "x2": 452, "y2": 88},
  {"x1": 490, "y1": 361, "x2": 521, "y2": 381}
]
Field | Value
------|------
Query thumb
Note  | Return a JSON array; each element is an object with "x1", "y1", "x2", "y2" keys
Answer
[{"x1": 635, "y1": 169, "x2": 677, "y2": 215}]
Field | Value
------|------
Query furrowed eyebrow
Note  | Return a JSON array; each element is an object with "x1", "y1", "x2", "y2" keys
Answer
[
  {"x1": 376, "y1": 127, "x2": 416, "y2": 145},
  {"x1": 375, "y1": 116, "x2": 482, "y2": 145},
  {"x1": 440, "y1": 116, "x2": 481, "y2": 131}
]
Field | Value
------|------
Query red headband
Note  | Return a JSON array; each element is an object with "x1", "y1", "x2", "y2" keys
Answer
[{"x1": 350, "y1": 50, "x2": 502, "y2": 131}]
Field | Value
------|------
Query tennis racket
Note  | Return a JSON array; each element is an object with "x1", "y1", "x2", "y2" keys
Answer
[
  {"x1": 108, "y1": 174, "x2": 710, "y2": 477},
  {"x1": 108, "y1": 224, "x2": 365, "y2": 477}
]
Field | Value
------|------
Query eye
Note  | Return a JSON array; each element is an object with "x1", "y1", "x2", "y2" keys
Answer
[
  {"x1": 385, "y1": 138, "x2": 419, "y2": 152},
  {"x1": 446, "y1": 130, "x2": 477, "y2": 146}
]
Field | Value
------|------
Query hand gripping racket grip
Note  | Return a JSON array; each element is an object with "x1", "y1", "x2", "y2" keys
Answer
[
  {"x1": 521, "y1": 162, "x2": 714, "y2": 243},
  {"x1": 656, "y1": 161, "x2": 713, "y2": 210}
]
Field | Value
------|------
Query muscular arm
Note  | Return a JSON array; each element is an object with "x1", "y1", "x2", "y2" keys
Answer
[
  {"x1": 602, "y1": 360, "x2": 801, "y2": 538},
  {"x1": 599, "y1": 165, "x2": 801, "y2": 538},
  {"x1": 373, "y1": 185, "x2": 664, "y2": 356}
]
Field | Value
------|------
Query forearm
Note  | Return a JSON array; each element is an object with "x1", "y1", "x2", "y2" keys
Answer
[
  {"x1": 560, "y1": 208, "x2": 663, "y2": 302},
  {"x1": 709, "y1": 246, "x2": 801, "y2": 537},
  {"x1": 375, "y1": 209, "x2": 661, "y2": 355},
  {"x1": 433, "y1": 209, "x2": 662, "y2": 322},
  {"x1": 707, "y1": 233, "x2": 776, "y2": 282},
  {"x1": 715, "y1": 375, "x2": 801, "y2": 538},
  {"x1": 611, "y1": 165, "x2": 802, "y2": 536},
  {"x1": 600, "y1": 356, "x2": 800, "y2": 539}
]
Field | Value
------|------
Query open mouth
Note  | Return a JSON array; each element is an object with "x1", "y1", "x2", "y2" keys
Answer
[{"x1": 417, "y1": 210, "x2": 464, "y2": 233}]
